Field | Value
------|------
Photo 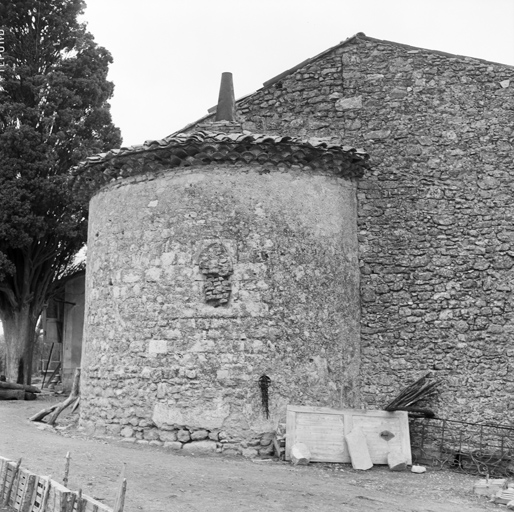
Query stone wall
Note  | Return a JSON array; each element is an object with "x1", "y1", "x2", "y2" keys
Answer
[
  {"x1": 193, "y1": 34, "x2": 514, "y2": 424},
  {"x1": 81, "y1": 160, "x2": 361, "y2": 452}
]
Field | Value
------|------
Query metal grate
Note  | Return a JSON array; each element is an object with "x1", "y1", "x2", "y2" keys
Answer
[{"x1": 410, "y1": 416, "x2": 514, "y2": 477}]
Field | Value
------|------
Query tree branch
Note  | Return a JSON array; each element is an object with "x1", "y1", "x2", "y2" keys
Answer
[{"x1": 0, "y1": 285, "x2": 19, "y2": 310}]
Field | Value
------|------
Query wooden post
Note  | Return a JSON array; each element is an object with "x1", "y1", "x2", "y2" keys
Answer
[
  {"x1": 76, "y1": 489, "x2": 84, "y2": 512},
  {"x1": 40, "y1": 476, "x2": 52, "y2": 512},
  {"x1": 65, "y1": 491, "x2": 76, "y2": 512},
  {"x1": 4, "y1": 458, "x2": 21, "y2": 507},
  {"x1": 113, "y1": 464, "x2": 127, "y2": 512},
  {"x1": 19, "y1": 471, "x2": 37, "y2": 512},
  {"x1": 42, "y1": 343, "x2": 54, "y2": 388},
  {"x1": 0, "y1": 458, "x2": 11, "y2": 502},
  {"x1": 63, "y1": 452, "x2": 71, "y2": 487}
]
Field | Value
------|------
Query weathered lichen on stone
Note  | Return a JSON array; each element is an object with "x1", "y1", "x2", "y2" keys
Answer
[{"x1": 198, "y1": 242, "x2": 233, "y2": 306}]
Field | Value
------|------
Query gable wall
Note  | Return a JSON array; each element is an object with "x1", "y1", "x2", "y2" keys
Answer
[{"x1": 214, "y1": 36, "x2": 514, "y2": 423}]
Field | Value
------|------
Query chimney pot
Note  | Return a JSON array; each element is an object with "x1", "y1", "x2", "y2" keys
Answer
[{"x1": 215, "y1": 72, "x2": 236, "y2": 122}]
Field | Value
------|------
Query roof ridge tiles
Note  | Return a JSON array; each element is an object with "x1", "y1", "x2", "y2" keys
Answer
[{"x1": 71, "y1": 130, "x2": 369, "y2": 179}]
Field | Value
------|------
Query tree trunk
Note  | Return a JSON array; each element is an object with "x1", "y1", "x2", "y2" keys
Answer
[{"x1": 1, "y1": 306, "x2": 38, "y2": 385}]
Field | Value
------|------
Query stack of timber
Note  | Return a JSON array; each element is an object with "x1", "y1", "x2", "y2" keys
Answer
[
  {"x1": 0, "y1": 455, "x2": 125, "y2": 512},
  {"x1": 384, "y1": 373, "x2": 440, "y2": 417},
  {"x1": 0, "y1": 382, "x2": 40, "y2": 401}
]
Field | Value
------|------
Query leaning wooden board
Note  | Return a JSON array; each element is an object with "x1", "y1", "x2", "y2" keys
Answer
[{"x1": 285, "y1": 405, "x2": 411, "y2": 464}]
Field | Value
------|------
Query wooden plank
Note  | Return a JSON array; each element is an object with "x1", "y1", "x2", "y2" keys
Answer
[
  {"x1": 113, "y1": 464, "x2": 126, "y2": 512},
  {"x1": 286, "y1": 407, "x2": 348, "y2": 462},
  {"x1": 0, "y1": 457, "x2": 12, "y2": 501},
  {"x1": 30, "y1": 477, "x2": 47, "y2": 512},
  {"x1": 13, "y1": 468, "x2": 26, "y2": 511},
  {"x1": 12, "y1": 468, "x2": 36, "y2": 512},
  {"x1": 5, "y1": 459, "x2": 22, "y2": 508},
  {"x1": 76, "y1": 489, "x2": 85, "y2": 512},
  {"x1": 63, "y1": 452, "x2": 71, "y2": 488},
  {"x1": 39, "y1": 477, "x2": 52, "y2": 512},
  {"x1": 46, "y1": 478, "x2": 74, "y2": 512},
  {"x1": 44, "y1": 362, "x2": 61, "y2": 388},
  {"x1": 15, "y1": 469, "x2": 37, "y2": 512},
  {"x1": 82, "y1": 494, "x2": 112, "y2": 512},
  {"x1": 63, "y1": 491, "x2": 76, "y2": 512}
]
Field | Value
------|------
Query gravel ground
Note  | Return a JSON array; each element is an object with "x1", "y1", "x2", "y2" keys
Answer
[{"x1": 0, "y1": 394, "x2": 505, "y2": 512}]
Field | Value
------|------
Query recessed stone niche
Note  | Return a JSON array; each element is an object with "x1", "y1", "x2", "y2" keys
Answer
[{"x1": 198, "y1": 242, "x2": 233, "y2": 306}]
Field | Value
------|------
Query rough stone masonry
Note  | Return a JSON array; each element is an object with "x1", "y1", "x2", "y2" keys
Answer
[
  {"x1": 75, "y1": 132, "x2": 368, "y2": 453},
  {"x1": 193, "y1": 33, "x2": 513, "y2": 425}
]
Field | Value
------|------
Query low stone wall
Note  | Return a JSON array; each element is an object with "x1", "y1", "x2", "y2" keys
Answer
[{"x1": 86, "y1": 421, "x2": 277, "y2": 458}]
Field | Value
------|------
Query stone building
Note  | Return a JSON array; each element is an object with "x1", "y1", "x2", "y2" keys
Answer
[
  {"x1": 42, "y1": 271, "x2": 85, "y2": 392},
  {"x1": 75, "y1": 32, "x2": 514, "y2": 449},
  {"x1": 74, "y1": 129, "x2": 368, "y2": 452},
  {"x1": 182, "y1": 33, "x2": 513, "y2": 425}
]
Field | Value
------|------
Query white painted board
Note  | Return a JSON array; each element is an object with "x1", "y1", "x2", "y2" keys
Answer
[{"x1": 285, "y1": 405, "x2": 411, "y2": 464}]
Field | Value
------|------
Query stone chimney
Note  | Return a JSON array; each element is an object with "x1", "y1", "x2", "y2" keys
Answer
[{"x1": 215, "y1": 72, "x2": 236, "y2": 122}]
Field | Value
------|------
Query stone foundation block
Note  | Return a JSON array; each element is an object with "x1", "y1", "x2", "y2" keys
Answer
[
  {"x1": 160, "y1": 431, "x2": 178, "y2": 442},
  {"x1": 120, "y1": 426, "x2": 134, "y2": 438},
  {"x1": 191, "y1": 429, "x2": 209, "y2": 441},
  {"x1": 164, "y1": 441, "x2": 183, "y2": 450},
  {"x1": 177, "y1": 429, "x2": 191, "y2": 442},
  {"x1": 182, "y1": 440, "x2": 217, "y2": 453}
]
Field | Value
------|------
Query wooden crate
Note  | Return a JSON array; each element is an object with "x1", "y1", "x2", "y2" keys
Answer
[{"x1": 286, "y1": 405, "x2": 411, "y2": 464}]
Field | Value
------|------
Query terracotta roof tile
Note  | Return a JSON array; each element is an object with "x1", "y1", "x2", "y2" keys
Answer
[{"x1": 72, "y1": 130, "x2": 369, "y2": 201}]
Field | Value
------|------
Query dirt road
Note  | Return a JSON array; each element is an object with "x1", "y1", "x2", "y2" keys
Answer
[{"x1": 0, "y1": 396, "x2": 498, "y2": 511}]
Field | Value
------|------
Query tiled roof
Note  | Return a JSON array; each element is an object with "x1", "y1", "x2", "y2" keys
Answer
[{"x1": 71, "y1": 130, "x2": 369, "y2": 201}]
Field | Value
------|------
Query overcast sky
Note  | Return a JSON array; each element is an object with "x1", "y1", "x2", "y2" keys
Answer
[{"x1": 81, "y1": 0, "x2": 514, "y2": 147}]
